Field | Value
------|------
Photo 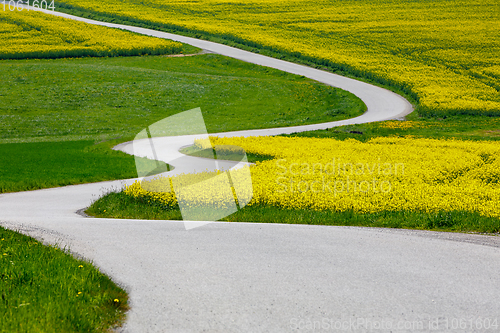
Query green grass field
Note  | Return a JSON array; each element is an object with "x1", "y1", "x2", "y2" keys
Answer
[
  {"x1": 0, "y1": 140, "x2": 137, "y2": 193},
  {"x1": 1, "y1": 54, "x2": 364, "y2": 143}
]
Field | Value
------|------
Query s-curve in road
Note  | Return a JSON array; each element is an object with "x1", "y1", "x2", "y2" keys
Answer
[
  {"x1": 1, "y1": 8, "x2": 500, "y2": 333},
  {"x1": 32, "y1": 6, "x2": 413, "y2": 134}
]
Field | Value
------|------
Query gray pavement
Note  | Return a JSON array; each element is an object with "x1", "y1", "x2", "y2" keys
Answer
[{"x1": 1, "y1": 8, "x2": 499, "y2": 333}]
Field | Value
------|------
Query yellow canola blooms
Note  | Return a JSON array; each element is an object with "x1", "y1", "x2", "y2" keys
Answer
[
  {"x1": 0, "y1": 9, "x2": 182, "y2": 59},
  {"x1": 125, "y1": 168, "x2": 252, "y2": 210},
  {"x1": 53, "y1": 0, "x2": 499, "y2": 115},
  {"x1": 126, "y1": 136, "x2": 500, "y2": 219},
  {"x1": 377, "y1": 121, "x2": 448, "y2": 129},
  {"x1": 376, "y1": 117, "x2": 500, "y2": 130}
]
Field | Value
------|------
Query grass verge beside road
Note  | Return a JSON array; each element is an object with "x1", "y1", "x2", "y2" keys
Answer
[
  {"x1": 0, "y1": 226, "x2": 129, "y2": 332},
  {"x1": 285, "y1": 116, "x2": 500, "y2": 142}
]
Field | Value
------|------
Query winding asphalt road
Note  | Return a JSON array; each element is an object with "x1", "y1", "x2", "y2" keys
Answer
[{"x1": 1, "y1": 7, "x2": 500, "y2": 333}]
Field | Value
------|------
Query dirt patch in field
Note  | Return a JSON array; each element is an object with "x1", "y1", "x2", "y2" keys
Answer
[
  {"x1": 162, "y1": 50, "x2": 213, "y2": 57},
  {"x1": 480, "y1": 129, "x2": 500, "y2": 136}
]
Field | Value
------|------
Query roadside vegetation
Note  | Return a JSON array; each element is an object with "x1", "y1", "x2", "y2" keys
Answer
[
  {"x1": 89, "y1": 118, "x2": 500, "y2": 234},
  {"x1": 289, "y1": 116, "x2": 500, "y2": 142},
  {"x1": 0, "y1": 140, "x2": 138, "y2": 193},
  {"x1": 0, "y1": 226, "x2": 129, "y2": 332},
  {"x1": 89, "y1": 192, "x2": 500, "y2": 234}
]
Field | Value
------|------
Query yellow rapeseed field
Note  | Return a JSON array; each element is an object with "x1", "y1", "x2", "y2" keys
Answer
[
  {"x1": 0, "y1": 9, "x2": 182, "y2": 59},
  {"x1": 56, "y1": 0, "x2": 499, "y2": 115},
  {"x1": 125, "y1": 136, "x2": 500, "y2": 219}
]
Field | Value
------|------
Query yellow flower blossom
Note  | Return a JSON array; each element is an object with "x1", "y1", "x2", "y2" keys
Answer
[
  {"x1": 126, "y1": 136, "x2": 500, "y2": 219},
  {"x1": 0, "y1": 10, "x2": 182, "y2": 59}
]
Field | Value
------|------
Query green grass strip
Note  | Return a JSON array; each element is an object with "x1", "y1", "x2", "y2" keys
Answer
[
  {"x1": 0, "y1": 227, "x2": 128, "y2": 332},
  {"x1": 284, "y1": 116, "x2": 500, "y2": 142},
  {"x1": 87, "y1": 191, "x2": 500, "y2": 234},
  {"x1": 0, "y1": 140, "x2": 137, "y2": 193}
]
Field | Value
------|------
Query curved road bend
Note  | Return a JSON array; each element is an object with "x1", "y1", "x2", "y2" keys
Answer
[{"x1": 0, "y1": 7, "x2": 499, "y2": 333}]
